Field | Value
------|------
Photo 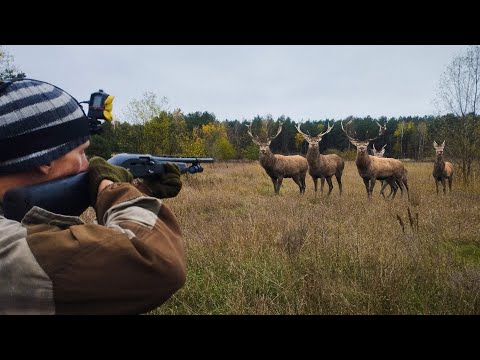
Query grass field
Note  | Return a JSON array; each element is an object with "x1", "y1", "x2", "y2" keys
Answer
[{"x1": 84, "y1": 160, "x2": 480, "y2": 314}]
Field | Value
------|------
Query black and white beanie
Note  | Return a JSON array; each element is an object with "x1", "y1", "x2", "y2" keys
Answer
[{"x1": 0, "y1": 78, "x2": 90, "y2": 174}]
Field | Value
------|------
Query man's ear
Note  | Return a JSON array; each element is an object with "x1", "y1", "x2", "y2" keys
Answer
[{"x1": 37, "y1": 164, "x2": 52, "y2": 175}]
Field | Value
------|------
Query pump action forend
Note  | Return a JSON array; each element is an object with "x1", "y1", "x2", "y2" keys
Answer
[{"x1": 3, "y1": 154, "x2": 215, "y2": 222}]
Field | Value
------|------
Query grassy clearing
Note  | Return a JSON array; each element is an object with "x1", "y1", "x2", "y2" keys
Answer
[{"x1": 83, "y1": 160, "x2": 480, "y2": 314}]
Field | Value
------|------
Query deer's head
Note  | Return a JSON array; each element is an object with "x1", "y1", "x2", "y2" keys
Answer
[
  {"x1": 433, "y1": 140, "x2": 445, "y2": 157},
  {"x1": 372, "y1": 144, "x2": 387, "y2": 157},
  {"x1": 341, "y1": 119, "x2": 386, "y2": 155},
  {"x1": 295, "y1": 122, "x2": 334, "y2": 151},
  {"x1": 246, "y1": 121, "x2": 283, "y2": 155}
]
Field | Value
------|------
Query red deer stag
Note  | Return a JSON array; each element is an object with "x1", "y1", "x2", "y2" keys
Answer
[
  {"x1": 432, "y1": 140, "x2": 454, "y2": 194},
  {"x1": 341, "y1": 120, "x2": 409, "y2": 199},
  {"x1": 295, "y1": 122, "x2": 344, "y2": 195},
  {"x1": 246, "y1": 121, "x2": 308, "y2": 195}
]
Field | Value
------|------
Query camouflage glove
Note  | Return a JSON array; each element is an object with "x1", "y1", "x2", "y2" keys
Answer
[
  {"x1": 136, "y1": 163, "x2": 183, "y2": 199},
  {"x1": 88, "y1": 156, "x2": 134, "y2": 205}
]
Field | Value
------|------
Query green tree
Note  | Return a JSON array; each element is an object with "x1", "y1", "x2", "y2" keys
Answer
[
  {"x1": 178, "y1": 129, "x2": 207, "y2": 157},
  {"x1": 184, "y1": 111, "x2": 217, "y2": 132},
  {"x1": 114, "y1": 122, "x2": 144, "y2": 153},
  {"x1": 199, "y1": 122, "x2": 235, "y2": 159},
  {"x1": 241, "y1": 144, "x2": 259, "y2": 160},
  {"x1": 86, "y1": 134, "x2": 112, "y2": 159}
]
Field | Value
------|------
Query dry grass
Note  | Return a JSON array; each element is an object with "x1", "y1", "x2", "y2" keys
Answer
[{"x1": 83, "y1": 161, "x2": 480, "y2": 314}]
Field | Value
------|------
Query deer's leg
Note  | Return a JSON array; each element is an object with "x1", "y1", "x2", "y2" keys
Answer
[
  {"x1": 363, "y1": 178, "x2": 370, "y2": 197},
  {"x1": 387, "y1": 180, "x2": 397, "y2": 199},
  {"x1": 379, "y1": 180, "x2": 387, "y2": 198},
  {"x1": 448, "y1": 176, "x2": 453, "y2": 192},
  {"x1": 369, "y1": 178, "x2": 376, "y2": 198},
  {"x1": 441, "y1": 178, "x2": 446, "y2": 194},
  {"x1": 395, "y1": 177, "x2": 404, "y2": 198},
  {"x1": 292, "y1": 176, "x2": 302, "y2": 194},
  {"x1": 320, "y1": 177, "x2": 325, "y2": 194},
  {"x1": 403, "y1": 178, "x2": 409, "y2": 200},
  {"x1": 271, "y1": 177, "x2": 278, "y2": 194},
  {"x1": 435, "y1": 179, "x2": 439, "y2": 194},
  {"x1": 380, "y1": 180, "x2": 390, "y2": 198},
  {"x1": 326, "y1": 176, "x2": 334, "y2": 195},
  {"x1": 336, "y1": 174, "x2": 343, "y2": 195},
  {"x1": 301, "y1": 176, "x2": 306, "y2": 194},
  {"x1": 388, "y1": 180, "x2": 398, "y2": 199},
  {"x1": 313, "y1": 177, "x2": 318, "y2": 193},
  {"x1": 277, "y1": 176, "x2": 284, "y2": 194},
  {"x1": 389, "y1": 179, "x2": 398, "y2": 200}
]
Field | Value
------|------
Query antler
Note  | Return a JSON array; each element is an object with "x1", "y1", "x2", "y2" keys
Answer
[
  {"x1": 381, "y1": 143, "x2": 387, "y2": 150},
  {"x1": 297, "y1": 121, "x2": 334, "y2": 141},
  {"x1": 295, "y1": 122, "x2": 310, "y2": 140},
  {"x1": 341, "y1": 119, "x2": 358, "y2": 142},
  {"x1": 245, "y1": 122, "x2": 262, "y2": 145},
  {"x1": 365, "y1": 121, "x2": 386, "y2": 142},
  {"x1": 318, "y1": 121, "x2": 334, "y2": 138},
  {"x1": 267, "y1": 121, "x2": 283, "y2": 143}
]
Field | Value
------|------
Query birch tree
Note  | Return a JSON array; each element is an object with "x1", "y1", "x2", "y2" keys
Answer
[{"x1": 435, "y1": 45, "x2": 480, "y2": 183}]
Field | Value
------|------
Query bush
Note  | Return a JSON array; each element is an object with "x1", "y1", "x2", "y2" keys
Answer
[{"x1": 242, "y1": 144, "x2": 259, "y2": 160}]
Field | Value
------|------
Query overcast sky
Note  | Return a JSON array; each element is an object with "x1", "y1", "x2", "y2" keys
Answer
[{"x1": 5, "y1": 45, "x2": 468, "y2": 122}]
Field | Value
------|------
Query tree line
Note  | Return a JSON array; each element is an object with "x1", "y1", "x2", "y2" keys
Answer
[{"x1": 87, "y1": 108, "x2": 476, "y2": 167}]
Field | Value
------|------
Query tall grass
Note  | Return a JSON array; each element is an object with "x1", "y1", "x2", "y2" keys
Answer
[{"x1": 85, "y1": 161, "x2": 480, "y2": 314}]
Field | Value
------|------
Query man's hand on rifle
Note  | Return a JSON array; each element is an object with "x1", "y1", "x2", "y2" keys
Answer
[
  {"x1": 88, "y1": 157, "x2": 182, "y2": 205},
  {"x1": 88, "y1": 156, "x2": 134, "y2": 206},
  {"x1": 135, "y1": 163, "x2": 183, "y2": 199}
]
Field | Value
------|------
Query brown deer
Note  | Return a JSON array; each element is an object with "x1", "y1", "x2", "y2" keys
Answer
[
  {"x1": 341, "y1": 120, "x2": 409, "y2": 199},
  {"x1": 432, "y1": 140, "x2": 454, "y2": 194},
  {"x1": 246, "y1": 121, "x2": 308, "y2": 194},
  {"x1": 371, "y1": 143, "x2": 402, "y2": 198},
  {"x1": 295, "y1": 122, "x2": 344, "y2": 195}
]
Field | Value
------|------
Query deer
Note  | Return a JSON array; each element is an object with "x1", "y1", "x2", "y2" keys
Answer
[
  {"x1": 246, "y1": 121, "x2": 308, "y2": 195},
  {"x1": 295, "y1": 121, "x2": 344, "y2": 195},
  {"x1": 432, "y1": 140, "x2": 454, "y2": 194},
  {"x1": 341, "y1": 120, "x2": 409, "y2": 199},
  {"x1": 371, "y1": 143, "x2": 402, "y2": 198}
]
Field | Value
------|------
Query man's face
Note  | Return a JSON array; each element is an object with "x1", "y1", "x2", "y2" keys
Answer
[{"x1": 45, "y1": 140, "x2": 90, "y2": 180}]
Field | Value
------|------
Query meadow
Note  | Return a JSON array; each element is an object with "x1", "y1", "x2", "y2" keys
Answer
[{"x1": 85, "y1": 161, "x2": 480, "y2": 314}]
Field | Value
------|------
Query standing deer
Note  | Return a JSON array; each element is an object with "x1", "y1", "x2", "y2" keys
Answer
[
  {"x1": 432, "y1": 140, "x2": 454, "y2": 194},
  {"x1": 371, "y1": 143, "x2": 399, "y2": 198},
  {"x1": 295, "y1": 122, "x2": 344, "y2": 195},
  {"x1": 246, "y1": 121, "x2": 308, "y2": 194},
  {"x1": 341, "y1": 120, "x2": 409, "y2": 199}
]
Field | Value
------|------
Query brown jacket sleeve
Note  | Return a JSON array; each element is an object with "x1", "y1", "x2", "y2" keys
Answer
[{"x1": 25, "y1": 183, "x2": 186, "y2": 315}]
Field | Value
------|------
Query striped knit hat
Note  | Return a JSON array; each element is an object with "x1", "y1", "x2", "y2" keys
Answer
[{"x1": 0, "y1": 78, "x2": 90, "y2": 174}]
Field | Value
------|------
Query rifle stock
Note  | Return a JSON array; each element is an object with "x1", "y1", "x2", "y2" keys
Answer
[{"x1": 2, "y1": 154, "x2": 214, "y2": 222}]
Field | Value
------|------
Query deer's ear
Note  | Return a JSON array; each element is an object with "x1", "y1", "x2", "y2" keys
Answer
[
  {"x1": 433, "y1": 141, "x2": 438, "y2": 147},
  {"x1": 441, "y1": 140, "x2": 445, "y2": 147}
]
